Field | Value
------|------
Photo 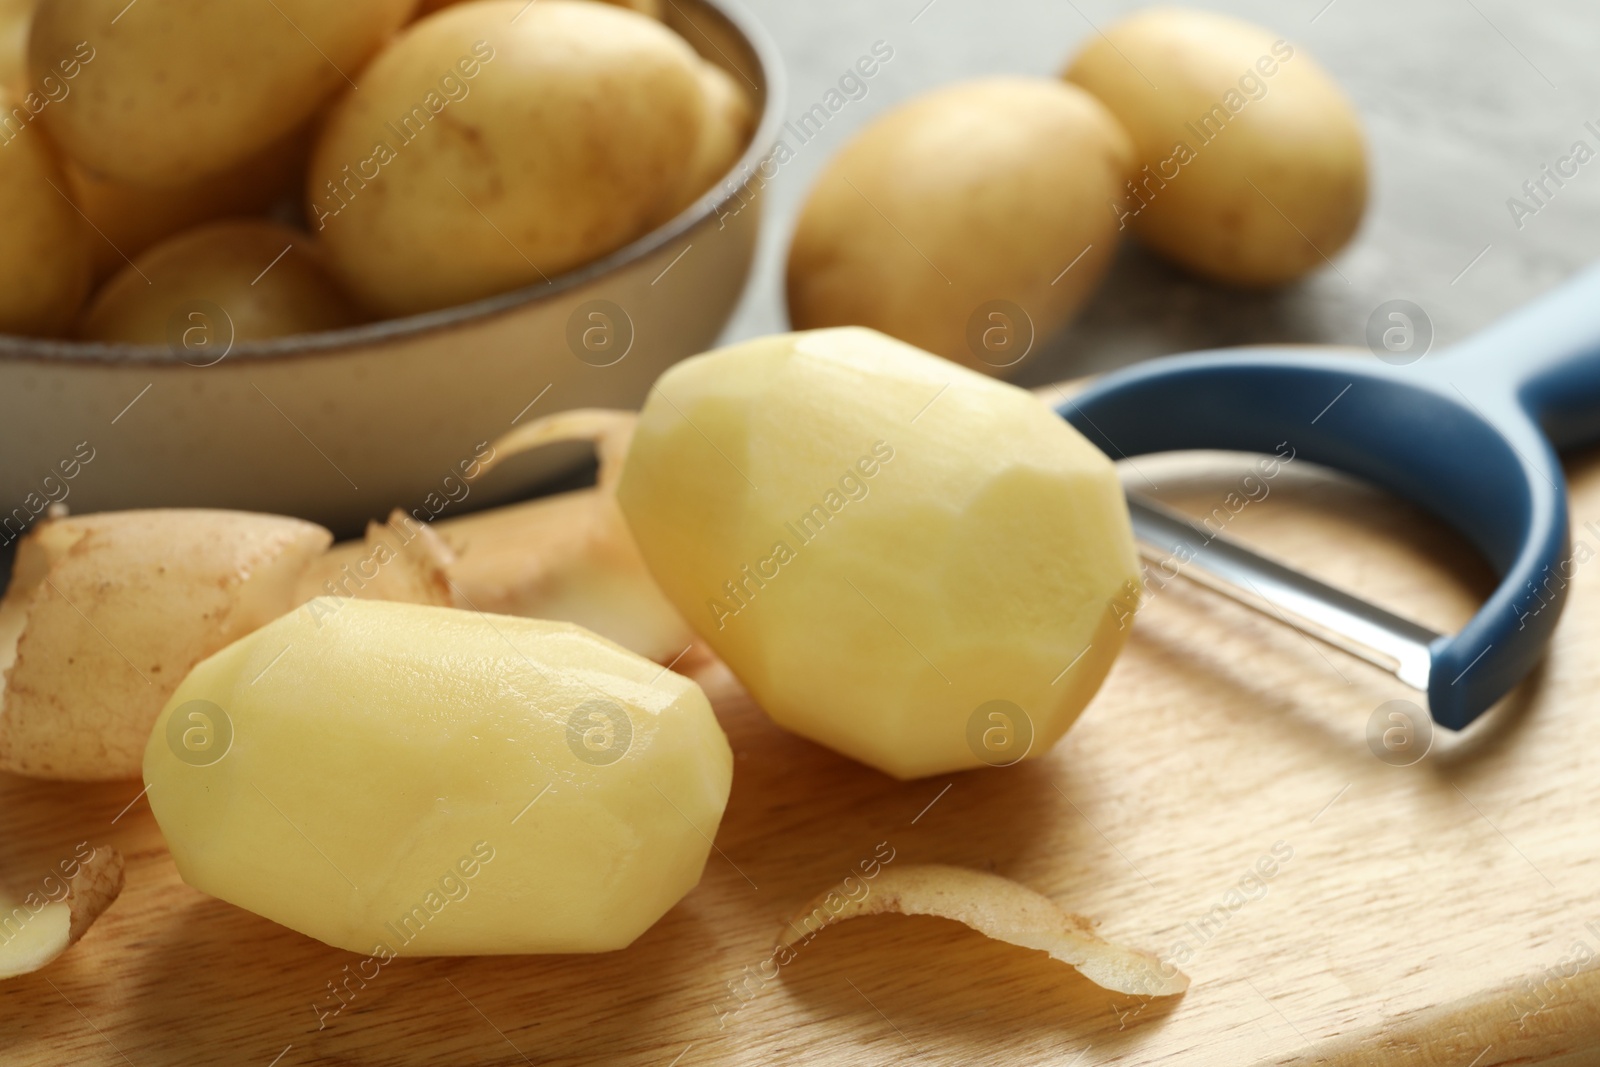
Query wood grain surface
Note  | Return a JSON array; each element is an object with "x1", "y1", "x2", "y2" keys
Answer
[{"x1": 2, "y1": 442, "x2": 1599, "y2": 1066}]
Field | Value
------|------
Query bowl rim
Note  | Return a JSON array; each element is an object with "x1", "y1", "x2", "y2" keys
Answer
[{"x1": 1, "y1": 0, "x2": 787, "y2": 367}]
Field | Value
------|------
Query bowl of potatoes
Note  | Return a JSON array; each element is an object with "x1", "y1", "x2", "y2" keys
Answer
[{"x1": 0, "y1": 0, "x2": 781, "y2": 533}]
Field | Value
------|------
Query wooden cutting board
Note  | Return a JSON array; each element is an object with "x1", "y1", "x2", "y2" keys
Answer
[{"x1": 4, "y1": 443, "x2": 1600, "y2": 1067}]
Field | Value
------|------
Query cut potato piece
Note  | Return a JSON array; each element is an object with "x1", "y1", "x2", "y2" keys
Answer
[
  {"x1": 617, "y1": 327, "x2": 1140, "y2": 778},
  {"x1": 143, "y1": 598, "x2": 732, "y2": 955},
  {"x1": 0, "y1": 511, "x2": 331, "y2": 780},
  {"x1": 780, "y1": 863, "x2": 1187, "y2": 996},
  {"x1": 0, "y1": 844, "x2": 125, "y2": 980}
]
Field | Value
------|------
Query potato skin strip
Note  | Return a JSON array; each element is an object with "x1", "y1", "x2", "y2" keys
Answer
[
  {"x1": 0, "y1": 845, "x2": 125, "y2": 980},
  {"x1": 779, "y1": 863, "x2": 1188, "y2": 997}
]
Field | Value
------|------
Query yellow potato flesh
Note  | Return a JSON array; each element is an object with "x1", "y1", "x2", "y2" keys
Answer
[
  {"x1": 617, "y1": 327, "x2": 1140, "y2": 779},
  {"x1": 143, "y1": 599, "x2": 732, "y2": 955}
]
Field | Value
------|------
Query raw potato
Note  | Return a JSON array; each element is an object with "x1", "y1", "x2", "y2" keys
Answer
[
  {"x1": 79, "y1": 220, "x2": 361, "y2": 346},
  {"x1": 307, "y1": 0, "x2": 706, "y2": 315},
  {"x1": 780, "y1": 864, "x2": 1188, "y2": 996},
  {"x1": 143, "y1": 599, "x2": 733, "y2": 955},
  {"x1": 417, "y1": 0, "x2": 661, "y2": 16},
  {"x1": 0, "y1": 844, "x2": 124, "y2": 980},
  {"x1": 658, "y1": 61, "x2": 755, "y2": 220},
  {"x1": 1064, "y1": 7, "x2": 1367, "y2": 286},
  {"x1": 617, "y1": 327, "x2": 1140, "y2": 779},
  {"x1": 786, "y1": 78, "x2": 1131, "y2": 377},
  {"x1": 30, "y1": 0, "x2": 417, "y2": 187},
  {"x1": 0, "y1": 0, "x2": 32, "y2": 96},
  {"x1": 462, "y1": 409, "x2": 697, "y2": 662},
  {"x1": 0, "y1": 91, "x2": 90, "y2": 337},
  {"x1": 0, "y1": 510, "x2": 332, "y2": 780},
  {"x1": 68, "y1": 126, "x2": 311, "y2": 282}
]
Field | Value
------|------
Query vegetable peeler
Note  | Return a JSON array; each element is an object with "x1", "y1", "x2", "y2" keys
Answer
[{"x1": 1058, "y1": 263, "x2": 1600, "y2": 730}]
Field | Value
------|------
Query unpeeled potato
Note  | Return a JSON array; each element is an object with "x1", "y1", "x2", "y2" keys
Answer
[
  {"x1": 0, "y1": 511, "x2": 331, "y2": 780},
  {"x1": 657, "y1": 61, "x2": 755, "y2": 221},
  {"x1": 79, "y1": 220, "x2": 360, "y2": 347},
  {"x1": 0, "y1": 94, "x2": 89, "y2": 336},
  {"x1": 1064, "y1": 7, "x2": 1367, "y2": 286},
  {"x1": 0, "y1": 0, "x2": 32, "y2": 96},
  {"x1": 67, "y1": 127, "x2": 312, "y2": 283},
  {"x1": 308, "y1": 0, "x2": 706, "y2": 315},
  {"x1": 786, "y1": 78, "x2": 1131, "y2": 377},
  {"x1": 30, "y1": 0, "x2": 417, "y2": 187},
  {"x1": 416, "y1": 0, "x2": 661, "y2": 16}
]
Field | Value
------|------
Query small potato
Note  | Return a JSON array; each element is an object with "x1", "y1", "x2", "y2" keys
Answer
[
  {"x1": 0, "y1": 96, "x2": 90, "y2": 337},
  {"x1": 30, "y1": 0, "x2": 416, "y2": 187},
  {"x1": 79, "y1": 220, "x2": 361, "y2": 347},
  {"x1": 1064, "y1": 7, "x2": 1367, "y2": 286},
  {"x1": 417, "y1": 0, "x2": 660, "y2": 16},
  {"x1": 68, "y1": 127, "x2": 311, "y2": 282},
  {"x1": 785, "y1": 78, "x2": 1131, "y2": 376},
  {"x1": 308, "y1": 0, "x2": 706, "y2": 315},
  {"x1": 145, "y1": 599, "x2": 732, "y2": 954},
  {"x1": 0, "y1": 510, "x2": 332, "y2": 781},
  {"x1": 657, "y1": 61, "x2": 755, "y2": 221},
  {"x1": 0, "y1": 0, "x2": 32, "y2": 96}
]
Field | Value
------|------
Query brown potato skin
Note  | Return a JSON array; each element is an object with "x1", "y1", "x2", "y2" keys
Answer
[
  {"x1": 29, "y1": 0, "x2": 417, "y2": 187},
  {"x1": 656, "y1": 61, "x2": 754, "y2": 221},
  {"x1": 785, "y1": 77, "x2": 1132, "y2": 376},
  {"x1": 416, "y1": 0, "x2": 660, "y2": 17},
  {"x1": 0, "y1": 92, "x2": 90, "y2": 336},
  {"x1": 308, "y1": 0, "x2": 705, "y2": 316},
  {"x1": 79, "y1": 220, "x2": 360, "y2": 346},
  {"x1": 67, "y1": 125, "x2": 311, "y2": 283},
  {"x1": 1064, "y1": 7, "x2": 1367, "y2": 287}
]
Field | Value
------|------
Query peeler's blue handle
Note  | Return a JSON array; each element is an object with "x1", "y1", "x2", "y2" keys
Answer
[{"x1": 1061, "y1": 263, "x2": 1600, "y2": 730}]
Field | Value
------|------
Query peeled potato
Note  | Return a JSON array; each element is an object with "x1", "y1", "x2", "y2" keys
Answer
[
  {"x1": 1064, "y1": 7, "x2": 1367, "y2": 286},
  {"x1": 30, "y1": 0, "x2": 416, "y2": 187},
  {"x1": 308, "y1": 0, "x2": 706, "y2": 315},
  {"x1": 0, "y1": 511, "x2": 331, "y2": 780},
  {"x1": 0, "y1": 96, "x2": 89, "y2": 337},
  {"x1": 79, "y1": 220, "x2": 360, "y2": 347},
  {"x1": 144, "y1": 598, "x2": 732, "y2": 955},
  {"x1": 617, "y1": 327, "x2": 1140, "y2": 779},
  {"x1": 68, "y1": 127, "x2": 311, "y2": 283},
  {"x1": 786, "y1": 78, "x2": 1131, "y2": 377}
]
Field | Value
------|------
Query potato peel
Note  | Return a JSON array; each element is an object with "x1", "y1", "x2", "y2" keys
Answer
[
  {"x1": 779, "y1": 863, "x2": 1188, "y2": 997},
  {"x1": 462, "y1": 409, "x2": 696, "y2": 663},
  {"x1": 0, "y1": 510, "x2": 332, "y2": 781},
  {"x1": 0, "y1": 845, "x2": 125, "y2": 980},
  {"x1": 296, "y1": 509, "x2": 460, "y2": 608}
]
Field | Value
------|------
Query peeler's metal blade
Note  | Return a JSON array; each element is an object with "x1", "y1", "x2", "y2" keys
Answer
[{"x1": 1127, "y1": 495, "x2": 1439, "y2": 691}]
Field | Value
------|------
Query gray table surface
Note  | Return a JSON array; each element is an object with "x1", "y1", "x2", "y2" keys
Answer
[{"x1": 718, "y1": 0, "x2": 1600, "y2": 386}]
